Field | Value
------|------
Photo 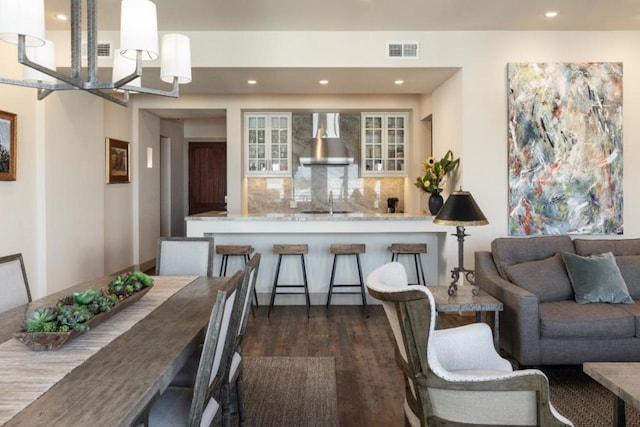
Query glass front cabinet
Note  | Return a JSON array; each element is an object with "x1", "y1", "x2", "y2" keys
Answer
[
  {"x1": 244, "y1": 112, "x2": 292, "y2": 176},
  {"x1": 361, "y1": 112, "x2": 408, "y2": 176}
]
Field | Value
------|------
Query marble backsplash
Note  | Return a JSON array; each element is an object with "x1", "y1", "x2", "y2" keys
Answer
[
  {"x1": 247, "y1": 112, "x2": 407, "y2": 214},
  {"x1": 247, "y1": 175, "x2": 405, "y2": 214}
]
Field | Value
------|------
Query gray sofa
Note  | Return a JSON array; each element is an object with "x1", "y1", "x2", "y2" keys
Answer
[{"x1": 475, "y1": 236, "x2": 640, "y2": 366}]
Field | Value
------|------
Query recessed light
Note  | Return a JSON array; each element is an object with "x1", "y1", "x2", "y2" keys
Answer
[
  {"x1": 247, "y1": 80, "x2": 257, "y2": 85},
  {"x1": 394, "y1": 80, "x2": 404, "y2": 85},
  {"x1": 319, "y1": 80, "x2": 329, "y2": 85},
  {"x1": 56, "y1": 13, "x2": 68, "y2": 21},
  {"x1": 545, "y1": 11, "x2": 558, "y2": 18}
]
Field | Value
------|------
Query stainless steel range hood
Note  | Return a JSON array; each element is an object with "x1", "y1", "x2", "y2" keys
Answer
[{"x1": 300, "y1": 113, "x2": 354, "y2": 165}]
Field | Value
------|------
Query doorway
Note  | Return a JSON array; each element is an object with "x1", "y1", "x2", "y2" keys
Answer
[{"x1": 188, "y1": 141, "x2": 227, "y2": 215}]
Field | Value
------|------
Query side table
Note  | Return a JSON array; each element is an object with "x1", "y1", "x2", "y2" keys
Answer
[{"x1": 429, "y1": 285, "x2": 503, "y2": 350}]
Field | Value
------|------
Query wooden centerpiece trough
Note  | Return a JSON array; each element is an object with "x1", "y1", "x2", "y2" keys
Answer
[{"x1": 14, "y1": 272, "x2": 153, "y2": 351}]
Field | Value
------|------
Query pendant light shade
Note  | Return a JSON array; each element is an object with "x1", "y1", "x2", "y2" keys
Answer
[
  {"x1": 160, "y1": 34, "x2": 192, "y2": 84},
  {"x1": 0, "y1": 0, "x2": 45, "y2": 47},
  {"x1": 23, "y1": 40, "x2": 56, "y2": 83},
  {"x1": 119, "y1": 0, "x2": 159, "y2": 60}
]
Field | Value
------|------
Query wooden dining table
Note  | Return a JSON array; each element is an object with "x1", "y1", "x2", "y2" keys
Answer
[{"x1": 0, "y1": 274, "x2": 231, "y2": 426}]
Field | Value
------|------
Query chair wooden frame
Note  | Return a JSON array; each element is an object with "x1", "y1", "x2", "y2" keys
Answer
[
  {"x1": 228, "y1": 253, "x2": 261, "y2": 425},
  {"x1": 189, "y1": 269, "x2": 246, "y2": 427},
  {"x1": 0, "y1": 253, "x2": 32, "y2": 313},
  {"x1": 367, "y1": 264, "x2": 571, "y2": 427},
  {"x1": 155, "y1": 237, "x2": 215, "y2": 277}
]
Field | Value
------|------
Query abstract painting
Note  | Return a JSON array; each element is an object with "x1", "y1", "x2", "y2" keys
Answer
[{"x1": 507, "y1": 63, "x2": 623, "y2": 235}]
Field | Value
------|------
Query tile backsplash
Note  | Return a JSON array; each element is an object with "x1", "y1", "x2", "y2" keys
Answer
[{"x1": 247, "y1": 113, "x2": 406, "y2": 214}]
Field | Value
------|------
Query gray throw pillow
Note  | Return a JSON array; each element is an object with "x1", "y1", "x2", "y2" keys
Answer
[
  {"x1": 503, "y1": 253, "x2": 573, "y2": 302},
  {"x1": 560, "y1": 251, "x2": 634, "y2": 304}
]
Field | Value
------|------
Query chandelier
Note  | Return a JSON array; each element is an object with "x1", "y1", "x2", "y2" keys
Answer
[{"x1": 0, "y1": 0, "x2": 192, "y2": 107}]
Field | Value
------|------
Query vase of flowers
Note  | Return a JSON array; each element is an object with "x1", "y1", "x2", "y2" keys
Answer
[{"x1": 414, "y1": 150, "x2": 460, "y2": 215}]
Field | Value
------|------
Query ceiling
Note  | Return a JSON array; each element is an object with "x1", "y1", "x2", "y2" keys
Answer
[{"x1": 42, "y1": 0, "x2": 640, "y2": 118}]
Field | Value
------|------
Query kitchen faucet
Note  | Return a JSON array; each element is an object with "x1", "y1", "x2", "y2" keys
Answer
[{"x1": 329, "y1": 191, "x2": 334, "y2": 215}]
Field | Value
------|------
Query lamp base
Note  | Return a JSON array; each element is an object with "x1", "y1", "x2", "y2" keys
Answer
[{"x1": 447, "y1": 267, "x2": 480, "y2": 296}]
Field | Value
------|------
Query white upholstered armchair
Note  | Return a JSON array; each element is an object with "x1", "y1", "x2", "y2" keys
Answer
[{"x1": 366, "y1": 262, "x2": 572, "y2": 427}]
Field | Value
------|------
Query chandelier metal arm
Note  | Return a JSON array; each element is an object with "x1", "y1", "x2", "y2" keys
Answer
[{"x1": 0, "y1": 0, "x2": 191, "y2": 107}]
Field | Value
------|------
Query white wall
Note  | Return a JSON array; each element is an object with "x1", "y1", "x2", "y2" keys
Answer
[
  {"x1": 103, "y1": 102, "x2": 134, "y2": 274},
  {"x1": 44, "y1": 91, "x2": 105, "y2": 293},
  {"x1": 137, "y1": 111, "x2": 161, "y2": 266},
  {"x1": 160, "y1": 119, "x2": 186, "y2": 236},
  {"x1": 0, "y1": 43, "x2": 43, "y2": 297}
]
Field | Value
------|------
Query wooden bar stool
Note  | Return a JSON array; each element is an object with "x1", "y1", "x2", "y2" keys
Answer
[
  {"x1": 326, "y1": 243, "x2": 368, "y2": 316},
  {"x1": 389, "y1": 243, "x2": 427, "y2": 286},
  {"x1": 216, "y1": 244, "x2": 259, "y2": 307},
  {"x1": 268, "y1": 244, "x2": 311, "y2": 318}
]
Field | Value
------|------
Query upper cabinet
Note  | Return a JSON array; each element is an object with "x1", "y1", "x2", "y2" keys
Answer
[
  {"x1": 244, "y1": 112, "x2": 292, "y2": 176},
  {"x1": 361, "y1": 112, "x2": 408, "y2": 176}
]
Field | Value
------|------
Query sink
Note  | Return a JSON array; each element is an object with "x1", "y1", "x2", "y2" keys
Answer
[{"x1": 300, "y1": 210, "x2": 352, "y2": 214}]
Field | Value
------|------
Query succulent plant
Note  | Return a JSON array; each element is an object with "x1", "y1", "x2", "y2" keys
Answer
[{"x1": 24, "y1": 307, "x2": 57, "y2": 332}]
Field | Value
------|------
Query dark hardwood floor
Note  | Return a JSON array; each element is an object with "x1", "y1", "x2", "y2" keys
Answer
[{"x1": 242, "y1": 304, "x2": 471, "y2": 427}]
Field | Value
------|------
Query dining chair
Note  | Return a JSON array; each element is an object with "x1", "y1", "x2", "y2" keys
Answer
[
  {"x1": 229, "y1": 252, "x2": 261, "y2": 425},
  {"x1": 170, "y1": 253, "x2": 262, "y2": 425},
  {"x1": 366, "y1": 262, "x2": 573, "y2": 427},
  {"x1": 146, "y1": 269, "x2": 245, "y2": 427},
  {"x1": 156, "y1": 237, "x2": 215, "y2": 277},
  {"x1": 0, "y1": 253, "x2": 32, "y2": 313}
]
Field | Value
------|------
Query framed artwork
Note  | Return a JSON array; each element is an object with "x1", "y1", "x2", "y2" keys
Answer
[
  {"x1": 106, "y1": 138, "x2": 130, "y2": 184},
  {"x1": 0, "y1": 110, "x2": 17, "y2": 181},
  {"x1": 507, "y1": 62, "x2": 623, "y2": 235}
]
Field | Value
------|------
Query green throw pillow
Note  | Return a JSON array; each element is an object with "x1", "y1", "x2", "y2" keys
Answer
[{"x1": 561, "y1": 251, "x2": 634, "y2": 304}]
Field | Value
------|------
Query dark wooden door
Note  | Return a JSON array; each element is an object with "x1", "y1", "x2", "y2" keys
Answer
[{"x1": 189, "y1": 141, "x2": 227, "y2": 215}]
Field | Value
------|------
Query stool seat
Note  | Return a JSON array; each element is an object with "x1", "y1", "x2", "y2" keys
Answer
[
  {"x1": 269, "y1": 244, "x2": 311, "y2": 318},
  {"x1": 327, "y1": 243, "x2": 368, "y2": 317},
  {"x1": 389, "y1": 243, "x2": 427, "y2": 286},
  {"x1": 389, "y1": 243, "x2": 427, "y2": 254},
  {"x1": 273, "y1": 244, "x2": 308, "y2": 255},
  {"x1": 330, "y1": 243, "x2": 366, "y2": 255},
  {"x1": 216, "y1": 245, "x2": 253, "y2": 255}
]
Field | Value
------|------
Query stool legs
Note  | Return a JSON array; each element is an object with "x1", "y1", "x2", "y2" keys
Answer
[
  {"x1": 326, "y1": 253, "x2": 368, "y2": 317},
  {"x1": 220, "y1": 254, "x2": 259, "y2": 309},
  {"x1": 268, "y1": 253, "x2": 310, "y2": 318},
  {"x1": 391, "y1": 252, "x2": 426, "y2": 286}
]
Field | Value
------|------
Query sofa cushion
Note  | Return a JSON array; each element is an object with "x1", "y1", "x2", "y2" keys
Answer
[
  {"x1": 491, "y1": 236, "x2": 575, "y2": 280},
  {"x1": 573, "y1": 240, "x2": 640, "y2": 298},
  {"x1": 614, "y1": 256, "x2": 640, "y2": 299},
  {"x1": 617, "y1": 302, "x2": 640, "y2": 337},
  {"x1": 539, "y1": 300, "x2": 636, "y2": 339},
  {"x1": 503, "y1": 253, "x2": 573, "y2": 302},
  {"x1": 573, "y1": 238, "x2": 640, "y2": 256},
  {"x1": 561, "y1": 251, "x2": 634, "y2": 304}
]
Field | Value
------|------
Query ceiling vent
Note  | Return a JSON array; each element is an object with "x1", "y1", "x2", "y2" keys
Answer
[
  {"x1": 387, "y1": 42, "x2": 419, "y2": 59},
  {"x1": 81, "y1": 41, "x2": 113, "y2": 59}
]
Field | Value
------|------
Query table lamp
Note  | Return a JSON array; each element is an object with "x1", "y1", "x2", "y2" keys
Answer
[{"x1": 433, "y1": 189, "x2": 489, "y2": 296}]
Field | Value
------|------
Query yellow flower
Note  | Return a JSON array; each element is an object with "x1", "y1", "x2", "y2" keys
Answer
[{"x1": 413, "y1": 150, "x2": 460, "y2": 194}]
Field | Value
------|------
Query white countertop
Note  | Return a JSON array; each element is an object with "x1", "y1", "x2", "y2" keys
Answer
[{"x1": 187, "y1": 211, "x2": 433, "y2": 222}]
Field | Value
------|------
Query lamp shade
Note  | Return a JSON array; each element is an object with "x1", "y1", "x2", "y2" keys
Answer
[
  {"x1": 23, "y1": 40, "x2": 56, "y2": 83},
  {"x1": 433, "y1": 189, "x2": 489, "y2": 226},
  {"x1": 0, "y1": 0, "x2": 45, "y2": 47},
  {"x1": 119, "y1": 0, "x2": 159, "y2": 60},
  {"x1": 160, "y1": 33, "x2": 192, "y2": 84}
]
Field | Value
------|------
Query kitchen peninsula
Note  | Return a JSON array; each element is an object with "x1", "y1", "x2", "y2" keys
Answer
[{"x1": 187, "y1": 212, "x2": 449, "y2": 305}]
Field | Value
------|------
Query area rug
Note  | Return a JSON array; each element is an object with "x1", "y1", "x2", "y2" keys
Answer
[
  {"x1": 241, "y1": 356, "x2": 339, "y2": 427},
  {"x1": 544, "y1": 365, "x2": 640, "y2": 427}
]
